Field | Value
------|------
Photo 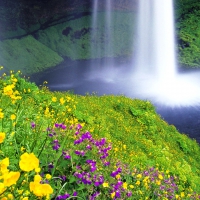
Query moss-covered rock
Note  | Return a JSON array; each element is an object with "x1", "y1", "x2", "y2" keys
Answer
[
  {"x1": 0, "y1": 35, "x2": 63, "y2": 74},
  {"x1": 35, "y1": 12, "x2": 135, "y2": 60}
]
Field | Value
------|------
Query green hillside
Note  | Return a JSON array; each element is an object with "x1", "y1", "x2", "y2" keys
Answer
[{"x1": 0, "y1": 70, "x2": 199, "y2": 199}]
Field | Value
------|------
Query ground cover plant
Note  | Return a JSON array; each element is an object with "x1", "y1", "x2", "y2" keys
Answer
[{"x1": 0, "y1": 68, "x2": 200, "y2": 199}]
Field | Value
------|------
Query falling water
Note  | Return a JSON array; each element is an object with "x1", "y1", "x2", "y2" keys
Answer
[
  {"x1": 132, "y1": 0, "x2": 200, "y2": 106},
  {"x1": 134, "y1": 0, "x2": 176, "y2": 78}
]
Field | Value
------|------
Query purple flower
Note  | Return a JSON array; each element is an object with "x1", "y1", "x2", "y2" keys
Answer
[
  {"x1": 31, "y1": 122, "x2": 36, "y2": 128},
  {"x1": 74, "y1": 150, "x2": 85, "y2": 156},
  {"x1": 55, "y1": 123, "x2": 59, "y2": 128},
  {"x1": 86, "y1": 145, "x2": 92, "y2": 150},
  {"x1": 115, "y1": 190, "x2": 121, "y2": 198},
  {"x1": 56, "y1": 193, "x2": 70, "y2": 200},
  {"x1": 89, "y1": 192, "x2": 100, "y2": 200},
  {"x1": 64, "y1": 155, "x2": 71, "y2": 159},
  {"x1": 59, "y1": 175, "x2": 66, "y2": 181},
  {"x1": 76, "y1": 124, "x2": 82, "y2": 130},
  {"x1": 72, "y1": 191, "x2": 77, "y2": 197},
  {"x1": 53, "y1": 144, "x2": 60, "y2": 150},
  {"x1": 126, "y1": 191, "x2": 132, "y2": 197},
  {"x1": 48, "y1": 163, "x2": 54, "y2": 169},
  {"x1": 104, "y1": 161, "x2": 110, "y2": 166},
  {"x1": 60, "y1": 124, "x2": 67, "y2": 130},
  {"x1": 74, "y1": 172, "x2": 83, "y2": 179}
]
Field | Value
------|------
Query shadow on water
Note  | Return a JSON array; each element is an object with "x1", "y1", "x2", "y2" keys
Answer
[{"x1": 30, "y1": 57, "x2": 200, "y2": 144}]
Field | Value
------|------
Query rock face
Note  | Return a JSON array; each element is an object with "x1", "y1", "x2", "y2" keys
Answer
[
  {"x1": 0, "y1": 0, "x2": 137, "y2": 40},
  {"x1": 0, "y1": 0, "x2": 137, "y2": 74}
]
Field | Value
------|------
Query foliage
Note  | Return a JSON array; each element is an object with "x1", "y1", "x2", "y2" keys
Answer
[
  {"x1": 35, "y1": 12, "x2": 135, "y2": 61},
  {"x1": 175, "y1": 0, "x2": 200, "y2": 68},
  {"x1": 0, "y1": 69, "x2": 200, "y2": 199},
  {"x1": 0, "y1": 35, "x2": 63, "y2": 74}
]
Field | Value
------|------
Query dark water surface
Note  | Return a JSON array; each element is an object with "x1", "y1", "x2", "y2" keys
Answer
[{"x1": 31, "y1": 58, "x2": 200, "y2": 144}]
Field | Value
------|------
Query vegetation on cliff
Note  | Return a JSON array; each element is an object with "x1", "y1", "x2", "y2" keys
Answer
[{"x1": 0, "y1": 69, "x2": 200, "y2": 199}]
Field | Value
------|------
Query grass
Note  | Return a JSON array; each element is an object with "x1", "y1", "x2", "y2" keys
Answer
[{"x1": 0, "y1": 68, "x2": 200, "y2": 199}]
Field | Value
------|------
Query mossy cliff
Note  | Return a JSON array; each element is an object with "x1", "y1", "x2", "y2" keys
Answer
[{"x1": 0, "y1": 0, "x2": 200, "y2": 74}]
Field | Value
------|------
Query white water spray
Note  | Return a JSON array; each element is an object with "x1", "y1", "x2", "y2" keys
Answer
[
  {"x1": 135, "y1": 0, "x2": 176, "y2": 78},
  {"x1": 132, "y1": 0, "x2": 200, "y2": 106}
]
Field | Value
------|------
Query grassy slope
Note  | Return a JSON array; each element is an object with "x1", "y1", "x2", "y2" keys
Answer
[
  {"x1": 72, "y1": 94, "x2": 200, "y2": 191},
  {"x1": 7, "y1": 74, "x2": 199, "y2": 192},
  {"x1": 0, "y1": 35, "x2": 63, "y2": 74},
  {"x1": 1, "y1": 72, "x2": 200, "y2": 196}
]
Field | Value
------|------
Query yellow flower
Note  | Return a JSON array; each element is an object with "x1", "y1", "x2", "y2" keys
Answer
[
  {"x1": 1, "y1": 197, "x2": 7, "y2": 200},
  {"x1": 52, "y1": 97, "x2": 57, "y2": 102},
  {"x1": 0, "y1": 158, "x2": 9, "y2": 174},
  {"x1": 0, "y1": 132, "x2": 5, "y2": 144},
  {"x1": 180, "y1": 192, "x2": 185, "y2": 197},
  {"x1": 136, "y1": 180, "x2": 140, "y2": 185},
  {"x1": 29, "y1": 181, "x2": 53, "y2": 197},
  {"x1": 115, "y1": 174, "x2": 121, "y2": 179},
  {"x1": 3, "y1": 171, "x2": 20, "y2": 187},
  {"x1": 175, "y1": 195, "x2": 179, "y2": 199},
  {"x1": 158, "y1": 174, "x2": 163, "y2": 180},
  {"x1": 129, "y1": 185, "x2": 134, "y2": 189},
  {"x1": 156, "y1": 180, "x2": 161, "y2": 185},
  {"x1": 123, "y1": 182, "x2": 128, "y2": 189},
  {"x1": 111, "y1": 192, "x2": 115, "y2": 199},
  {"x1": 35, "y1": 167, "x2": 41, "y2": 173},
  {"x1": 7, "y1": 194, "x2": 13, "y2": 199},
  {"x1": 20, "y1": 146, "x2": 26, "y2": 152},
  {"x1": 10, "y1": 114, "x2": 16, "y2": 120},
  {"x1": 136, "y1": 174, "x2": 142, "y2": 179},
  {"x1": 45, "y1": 174, "x2": 52, "y2": 180},
  {"x1": 22, "y1": 197, "x2": 29, "y2": 200},
  {"x1": 60, "y1": 97, "x2": 65, "y2": 105},
  {"x1": 0, "y1": 183, "x2": 5, "y2": 194},
  {"x1": 0, "y1": 110, "x2": 4, "y2": 119},
  {"x1": 103, "y1": 182, "x2": 109, "y2": 188},
  {"x1": 19, "y1": 152, "x2": 39, "y2": 172}
]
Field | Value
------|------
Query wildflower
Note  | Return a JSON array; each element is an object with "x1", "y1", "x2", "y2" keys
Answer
[
  {"x1": 19, "y1": 152, "x2": 39, "y2": 172},
  {"x1": 52, "y1": 97, "x2": 57, "y2": 102},
  {"x1": 72, "y1": 191, "x2": 77, "y2": 197},
  {"x1": 0, "y1": 158, "x2": 9, "y2": 173},
  {"x1": 20, "y1": 146, "x2": 26, "y2": 152},
  {"x1": 103, "y1": 182, "x2": 109, "y2": 188},
  {"x1": 0, "y1": 183, "x2": 6, "y2": 194},
  {"x1": 111, "y1": 192, "x2": 115, "y2": 199},
  {"x1": 180, "y1": 192, "x2": 185, "y2": 197},
  {"x1": 46, "y1": 174, "x2": 52, "y2": 180},
  {"x1": 22, "y1": 198, "x2": 29, "y2": 200},
  {"x1": 35, "y1": 167, "x2": 41, "y2": 173},
  {"x1": 3, "y1": 171, "x2": 20, "y2": 187},
  {"x1": 115, "y1": 173, "x2": 121, "y2": 180},
  {"x1": 158, "y1": 174, "x2": 163, "y2": 180},
  {"x1": 7, "y1": 194, "x2": 14, "y2": 199},
  {"x1": 0, "y1": 132, "x2": 5, "y2": 143},
  {"x1": 136, "y1": 180, "x2": 140, "y2": 185},
  {"x1": 0, "y1": 109, "x2": 4, "y2": 119},
  {"x1": 123, "y1": 182, "x2": 128, "y2": 189},
  {"x1": 29, "y1": 178, "x2": 53, "y2": 197},
  {"x1": 129, "y1": 185, "x2": 134, "y2": 189},
  {"x1": 60, "y1": 97, "x2": 65, "y2": 105},
  {"x1": 31, "y1": 122, "x2": 36, "y2": 128},
  {"x1": 137, "y1": 174, "x2": 142, "y2": 179},
  {"x1": 126, "y1": 191, "x2": 132, "y2": 197}
]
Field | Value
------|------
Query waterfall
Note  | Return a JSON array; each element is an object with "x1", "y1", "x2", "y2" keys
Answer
[{"x1": 134, "y1": 0, "x2": 177, "y2": 79}]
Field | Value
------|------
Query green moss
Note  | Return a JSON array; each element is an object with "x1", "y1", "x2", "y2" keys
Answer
[
  {"x1": 35, "y1": 12, "x2": 135, "y2": 60},
  {"x1": 0, "y1": 35, "x2": 63, "y2": 74}
]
